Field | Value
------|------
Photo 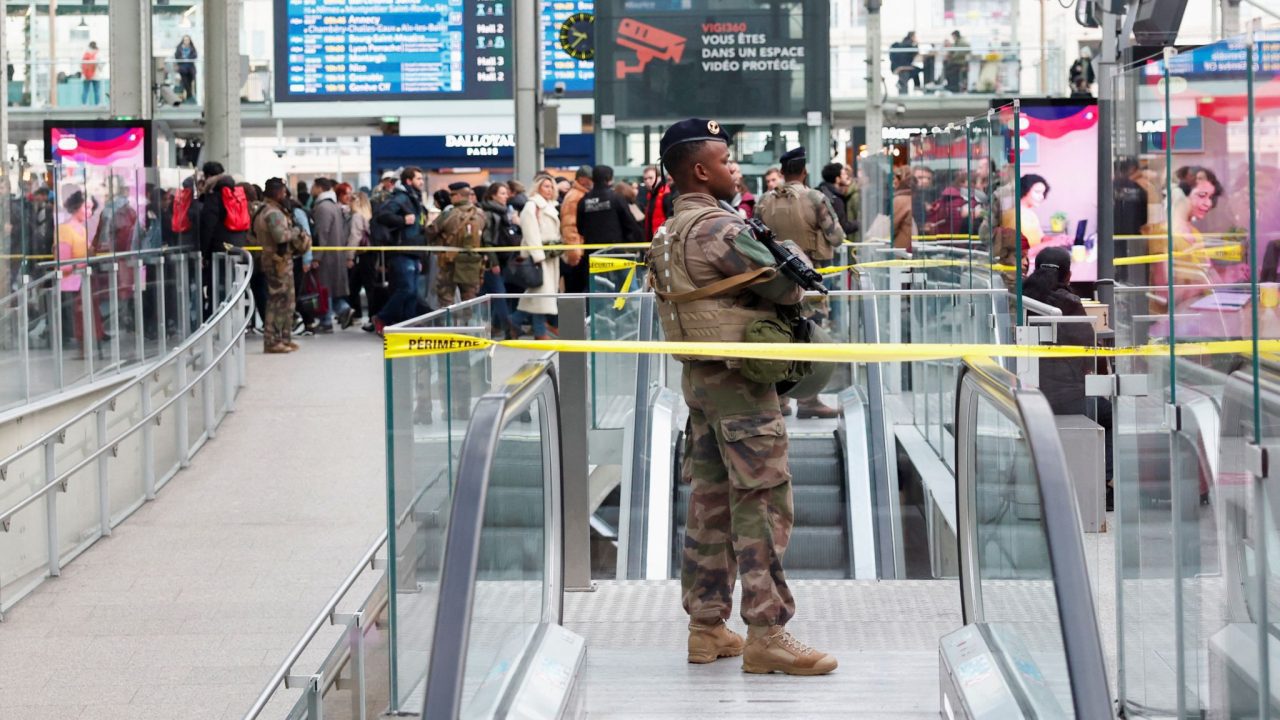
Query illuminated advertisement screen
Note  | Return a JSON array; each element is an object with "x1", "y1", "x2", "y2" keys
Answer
[
  {"x1": 273, "y1": 0, "x2": 512, "y2": 102},
  {"x1": 43, "y1": 120, "x2": 153, "y2": 167},
  {"x1": 595, "y1": 0, "x2": 828, "y2": 121},
  {"x1": 542, "y1": 0, "x2": 594, "y2": 96},
  {"x1": 1010, "y1": 101, "x2": 1101, "y2": 283}
]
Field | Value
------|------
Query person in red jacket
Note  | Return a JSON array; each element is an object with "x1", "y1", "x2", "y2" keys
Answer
[{"x1": 81, "y1": 42, "x2": 101, "y2": 105}]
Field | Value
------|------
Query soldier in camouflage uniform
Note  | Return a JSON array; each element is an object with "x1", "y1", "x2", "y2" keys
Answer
[
  {"x1": 431, "y1": 182, "x2": 487, "y2": 312},
  {"x1": 755, "y1": 146, "x2": 845, "y2": 420},
  {"x1": 647, "y1": 119, "x2": 837, "y2": 676},
  {"x1": 254, "y1": 178, "x2": 311, "y2": 353}
]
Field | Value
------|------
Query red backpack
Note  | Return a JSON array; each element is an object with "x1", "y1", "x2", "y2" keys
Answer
[
  {"x1": 221, "y1": 185, "x2": 251, "y2": 232},
  {"x1": 172, "y1": 187, "x2": 193, "y2": 233}
]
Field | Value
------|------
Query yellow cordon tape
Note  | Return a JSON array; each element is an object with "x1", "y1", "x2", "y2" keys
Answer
[
  {"x1": 383, "y1": 332, "x2": 1280, "y2": 363},
  {"x1": 588, "y1": 257, "x2": 644, "y2": 310}
]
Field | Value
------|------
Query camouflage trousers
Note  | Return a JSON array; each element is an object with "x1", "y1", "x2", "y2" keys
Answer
[
  {"x1": 436, "y1": 259, "x2": 481, "y2": 313},
  {"x1": 263, "y1": 258, "x2": 295, "y2": 349},
  {"x1": 680, "y1": 360, "x2": 796, "y2": 628}
]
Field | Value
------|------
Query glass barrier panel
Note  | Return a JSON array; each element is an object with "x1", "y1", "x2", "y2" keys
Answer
[
  {"x1": 460, "y1": 396, "x2": 548, "y2": 716},
  {"x1": 972, "y1": 392, "x2": 1074, "y2": 714},
  {"x1": 587, "y1": 294, "x2": 643, "y2": 431}
]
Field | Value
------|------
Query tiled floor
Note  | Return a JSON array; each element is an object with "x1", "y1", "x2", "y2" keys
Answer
[{"x1": 0, "y1": 329, "x2": 389, "y2": 720}]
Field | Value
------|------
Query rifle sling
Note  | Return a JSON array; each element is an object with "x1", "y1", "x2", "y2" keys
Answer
[{"x1": 655, "y1": 266, "x2": 777, "y2": 304}]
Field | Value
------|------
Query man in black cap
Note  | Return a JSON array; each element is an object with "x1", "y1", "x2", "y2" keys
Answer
[
  {"x1": 647, "y1": 118, "x2": 838, "y2": 677},
  {"x1": 756, "y1": 146, "x2": 845, "y2": 419},
  {"x1": 429, "y1": 181, "x2": 487, "y2": 309}
]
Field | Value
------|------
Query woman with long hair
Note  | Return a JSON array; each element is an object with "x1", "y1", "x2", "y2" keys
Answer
[
  {"x1": 508, "y1": 174, "x2": 561, "y2": 339},
  {"x1": 347, "y1": 192, "x2": 384, "y2": 324}
]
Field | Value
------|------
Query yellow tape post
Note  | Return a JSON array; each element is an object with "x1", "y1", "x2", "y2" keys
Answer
[{"x1": 384, "y1": 331, "x2": 1280, "y2": 363}]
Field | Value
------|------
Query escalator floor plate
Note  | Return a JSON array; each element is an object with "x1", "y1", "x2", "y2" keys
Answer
[{"x1": 564, "y1": 579, "x2": 960, "y2": 718}]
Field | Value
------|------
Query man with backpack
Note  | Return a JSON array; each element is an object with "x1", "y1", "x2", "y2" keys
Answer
[
  {"x1": 370, "y1": 167, "x2": 427, "y2": 334},
  {"x1": 755, "y1": 147, "x2": 845, "y2": 420},
  {"x1": 197, "y1": 161, "x2": 250, "y2": 318},
  {"x1": 430, "y1": 181, "x2": 487, "y2": 310}
]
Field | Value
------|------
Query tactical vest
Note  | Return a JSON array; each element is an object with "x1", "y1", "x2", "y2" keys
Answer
[
  {"x1": 648, "y1": 205, "x2": 777, "y2": 363},
  {"x1": 757, "y1": 184, "x2": 829, "y2": 260},
  {"x1": 439, "y1": 204, "x2": 485, "y2": 250}
]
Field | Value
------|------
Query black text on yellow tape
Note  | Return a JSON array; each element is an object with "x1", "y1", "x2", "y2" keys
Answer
[
  {"x1": 383, "y1": 332, "x2": 1280, "y2": 363},
  {"x1": 385, "y1": 333, "x2": 492, "y2": 358}
]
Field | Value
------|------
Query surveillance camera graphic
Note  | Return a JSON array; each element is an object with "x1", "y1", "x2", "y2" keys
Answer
[{"x1": 615, "y1": 19, "x2": 687, "y2": 79}]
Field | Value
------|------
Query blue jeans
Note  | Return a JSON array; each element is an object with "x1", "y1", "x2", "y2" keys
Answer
[
  {"x1": 322, "y1": 296, "x2": 352, "y2": 328},
  {"x1": 480, "y1": 268, "x2": 511, "y2": 330},
  {"x1": 81, "y1": 79, "x2": 100, "y2": 106},
  {"x1": 509, "y1": 309, "x2": 547, "y2": 337},
  {"x1": 378, "y1": 255, "x2": 420, "y2": 326}
]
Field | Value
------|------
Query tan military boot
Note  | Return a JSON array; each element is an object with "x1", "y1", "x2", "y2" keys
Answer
[
  {"x1": 742, "y1": 625, "x2": 838, "y2": 675},
  {"x1": 796, "y1": 398, "x2": 839, "y2": 419},
  {"x1": 687, "y1": 620, "x2": 745, "y2": 664}
]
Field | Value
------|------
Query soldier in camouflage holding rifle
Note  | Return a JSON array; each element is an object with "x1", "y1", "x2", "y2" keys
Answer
[{"x1": 647, "y1": 119, "x2": 837, "y2": 676}]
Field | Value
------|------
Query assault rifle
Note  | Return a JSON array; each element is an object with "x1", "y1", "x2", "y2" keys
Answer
[{"x1": 745, "y1": 218, "x2": 829, "y2": 295}]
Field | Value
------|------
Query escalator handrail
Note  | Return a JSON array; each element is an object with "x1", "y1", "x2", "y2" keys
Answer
[
  {"x1": 957, "y1": 357, "x2": 1114, "y2": 719},
  {"x1": 421, "y1": 360, "x2": 562, "y2": 720}
]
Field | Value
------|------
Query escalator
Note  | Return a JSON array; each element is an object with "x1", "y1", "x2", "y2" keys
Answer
[
  {"x1": 411, "y1": 355, "x2": 1114, "y2": 718},
  {"x1": 672, "y1": 428, "x2": 851, "y2": 578}
]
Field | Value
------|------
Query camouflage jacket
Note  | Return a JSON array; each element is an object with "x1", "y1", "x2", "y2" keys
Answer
[
  {"x1": 756, "y1": 181, "x2": 845, "y2": 261},
  {"x1": 253, "y1": 199, "x2": 310, "y2": 270}
]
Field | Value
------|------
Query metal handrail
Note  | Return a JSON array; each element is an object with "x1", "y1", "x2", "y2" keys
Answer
[
  {"x1": 33, "y1": 246, "x2": 176, "y2": 270},
  {"x1": 0, "y1": 249, "x2": 252, "y2": 518},
  {"x1": 955, "y1": 356, "x2": 1113, "y2": 717},
  {"x1": 0, "y1": 271, "x2": 253, "y2": 527},
  {"x1": 241, "y1": 530, "x2": 389, "y2": 720},
  {"x1": 422, "y1": 360, "x2": 562, "y2": 719}
]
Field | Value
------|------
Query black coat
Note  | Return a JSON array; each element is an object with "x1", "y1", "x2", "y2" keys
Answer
[
  {"x1": 1026, "y1": 284, "x2": 1094, "y2": 415},
  {"x1": 576, "y1": 187, "x2": 641, "y2": 247},
  {"x1": 372, "y1": 184, "x2": 426, "y2": 254},
  {"x1": 197, "y1": 174, "x2": 245, "y2": 256}
]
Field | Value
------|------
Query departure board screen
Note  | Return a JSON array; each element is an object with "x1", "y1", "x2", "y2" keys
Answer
[
  {"x1": 542, "y1": 0, "x2": 594, "y2": 96},
  {"x1": 273, "y1": 0, "x2": 513, "y2": 102}
]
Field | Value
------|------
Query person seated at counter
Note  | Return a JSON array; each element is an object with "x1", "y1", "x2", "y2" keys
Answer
[{"x1": 1024, "y1": 246, "x2": 1113, "y2": 507}]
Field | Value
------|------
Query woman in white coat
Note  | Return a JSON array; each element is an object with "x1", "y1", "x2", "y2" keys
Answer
[{"x1": 509, "y1": 174, "x2": 562, "y2": 338}]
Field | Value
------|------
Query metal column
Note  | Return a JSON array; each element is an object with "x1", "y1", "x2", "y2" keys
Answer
[
  {"x1": 203, "y1": 0, "x2": 244, "y2": 175},
  {"x1": 513, "y1": 0, "x2": 543, "y2": 182},
  {"x1": 108, "y1": 0, "x2": 152, "y2": 119},
  {"x1": 559, "y1": 298, "x2": 594, "y2": 592}
]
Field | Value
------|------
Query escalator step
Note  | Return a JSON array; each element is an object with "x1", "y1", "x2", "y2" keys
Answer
[
  {"x1": 670, "y1": 529, "x2": 849, "y2": 577},
  {"x1": 482, "y1": 487, "x2": 546, "y2": 528},
  {"x1": 489, "y1": 462, "x2": 549, "y2": 487},
  {"x1": 477, "y1": 527, "x2": 546, "y2": 575},
  {"x1": 792, "y1": 486, "x2": 845, "y2": 525},
  {"x1": 788, "y1": 457, "x2": 843, "y2": 486},
  {"x1": 788, "y1": 435, "x2": 840, "y2": 460},
  {"x1": 785, "y1": 527, "x2": 849, "y2": 571},
  {"x1": 673, "y1": 485, "x2": 844, "y2": 527}
]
